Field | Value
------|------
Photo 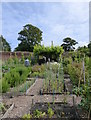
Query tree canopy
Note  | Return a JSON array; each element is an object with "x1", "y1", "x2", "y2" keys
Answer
[
  {"x1": 88, "y1": 42, "x2": 91, "y2": 57},
  {"x1": 77, "y1": 46, "x2": 89, "y2": 56},
  {"x1": 0, "y1": 35, "x2": 11, "y2": 51},
  {"x1": 15, "y1": 24, "x2": 43, "y2": 52},
  {"x1": 61, "y1": 37, "x2": 78, "y2": 52},
  {"x1": 33, "y1": 45, "x2": 64, "y2": 62}
]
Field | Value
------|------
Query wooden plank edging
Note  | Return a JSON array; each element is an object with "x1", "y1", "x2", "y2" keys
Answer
[
  {"x1": 26, "y1": 79, "x2": 38, "y2": 95},
  {"x1": 1, "y1": 103, "x2": 14, "y2": 119}
]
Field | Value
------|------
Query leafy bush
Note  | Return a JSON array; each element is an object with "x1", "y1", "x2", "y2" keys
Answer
[
  {"x1": 67, "y1": 62, "x2": 84, "y2": 86},
  {"x1": 30, "y1": 64, "x2": 45, "y2": 78},
  {"x1": 63, "y1": 57, "x2": 72, "y2": 67},
  {"x1": 72, "y1": 86, "x2": 83, "y2": 96},
  {"x1": 13, "y1": 53, "x2": 19, "y2": 64},
  {"x1": 33, "y1": 45, "x2": 64, "y2": 62},
  {"x1": 2, "y1": 65, "x2": 31, "y2": 92},
  {"x1": 31, "y1": 64, "x2": 45, "y2": 73},
  {"x1": 15, "y1": 66, "x2": 31, "y2": 83},
  {"x1": 4, "y1": 69, "x2": 20, "y2": 87},
  {"x1": 2, "y1": 79, "x2": 10, "y2": 93}
]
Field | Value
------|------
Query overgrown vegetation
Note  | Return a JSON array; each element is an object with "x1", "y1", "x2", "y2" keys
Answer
[
  {"x1": 2, "y1": 56, "x2": 31, "y2": 93},
  {"x1": 63, "y1": 51, "x2": 91, "y2": 112},
  {"x1": 33, "y1": 44, "x2": 64, "y2": 62}
]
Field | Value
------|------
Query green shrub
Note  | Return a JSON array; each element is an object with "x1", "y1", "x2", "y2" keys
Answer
[
  {"x1": 13, "y1": 53, "x2": 19, "y2": 64},
  {"x1": 3, "y1": 65, "x2": 31, "y2": 91},
  {"x1": 15, "y1": 66, "x2": 30, "y2": 83},
  {"x1": 21, "y1": 53, "x2": 25, "y2": 64},
  {"x1": 31, "y1": 64, "x2": 45, "y2": 73},
  {"x1": 33, "y1": 44, "x2": 64, "y2": 62},
  {"x1": 72, "y1": 86, "x2": 82, "y2": 96},
  {"x1": 67, "y1": 62, "x2": 83, "y2": 86},
  {"x1": 63, "y1": 57, "x2": 72, "y2": 67},
  {"x1": 63, "y1": 66, "x2": 69, "y2": 74},
  {"x1": 4, "y1": 69, "x2": 20, "y2": 87},
  {"x1": 2, "y1": 79, "x2": 10, "y2": 93}
]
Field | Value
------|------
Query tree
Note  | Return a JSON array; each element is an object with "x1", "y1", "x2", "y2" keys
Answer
[
  {"x1": 61, "y1": 37, "x2": 78, "y2": 52},
  {"x1": 15, "y1": 24, "x2": 43, "y2": 52},
  {"x1": 0, "y1": 35, "x2": 11, "y2": 51},
  {"x1": 77, "y1": 46, "x2": 89, "y2": 56},
  {"x1": 88, "y1": 42, "x2": 91, "y2": 57}
]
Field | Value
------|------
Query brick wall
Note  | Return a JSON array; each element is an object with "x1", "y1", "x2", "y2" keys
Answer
[{"x1": 0, "y1": 51, "x2": 33, "y2": 61}]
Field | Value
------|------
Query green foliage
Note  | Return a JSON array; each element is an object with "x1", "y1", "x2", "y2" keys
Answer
[
  {"x1": 47, "y1": 107, "x2": 54, "y2": 118},
  {"x1": 72, "y1": 86, "x2": 83, "y2": 96},
  {"x1": 23, "y1": 110, "x2": 46, "y2": 119},
  {"x1": 2, "y1": 65, "x2": 31, "y2": 92},
  {"x1": 7, "y1": 56, "x2": 14, "y2": 65},
  {"x1": 28, "y1": 53, "x2": 32, "y2": 64},
  {"x1": 21, "y1": 53, "x2": 25, "y2": 64},
  {"x1": 30, "y1": 64, "x2": 45, "y2": 78},
  {"x1": 4, "y1": 69, "x2": 20, "y2": 87},
  {"x1": 33, "y1": 109, "x2": 46, "y2": 118},
  {"x1": 77, "y1": 46, "x2": 89, "y2": 57},
  {"x1": 30, "y1": 72, "x2": 44, "y2": 78},
  {"x1": 31, "y1": 64, "x2": 45, "y2": 73},
  {"x1": 19, "y1": 80, "x2": 35, "y2": 92},
  {"x1": 0, "y1": 35, "x2": 11, "y2": 51},
  {"x1": 0, "y1": 103, "x2": 6, "y2": 112},
  {"x1": 2, "y1": 79, "x2": 10, "y2": 93},
  {"x1": 33, "y1": 45, "x2": 63, "y2": 62},
  {"x1": 15, "y1": 24, "x2": 43, "y2": 52},
  {"x1": 67, "y1": 62, "x2": 87, "y2": 86},
  {"x1": 22, "y1": 114, "x2": 32, "y2": 119},
  {"x1": 43, "y1": 62, "x2": 64, "y2": 93},
  {"x1": 13, "y1": 53, "x2": 19, "y2": 64},
  {"x1": 88, "y1": 42, "x2": 91, "y2": 57},
  {"x1": 78, "y1": 84, "x2": 91, "y2": 110},
  {"x1": 15, "y1": 66, "x2": 30, "y2": 83},
  {"x1": 61, "y1": 37, "x2": 78, "y2": 52}
]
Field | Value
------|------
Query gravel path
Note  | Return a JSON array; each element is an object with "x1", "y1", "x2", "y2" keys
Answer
[
  {"x1": 2, "y1": 78, "x2": 44, "y2": 118},
  {"x1": 27, "y1": 78, "x2": 44, "y2": 96}
]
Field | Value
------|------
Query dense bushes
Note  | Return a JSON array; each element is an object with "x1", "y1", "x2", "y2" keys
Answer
[
  {"x1": 2, "y1": 66, "x2": 31, "y2": 93},
  {"x1": 63, "y1": 53, "x2": 91, "y2": 111},
  {"x1": 33, "y1": 45, "x2": 64, "y2": 62},
  {"x1": 67, "y1": 62, "x2": 84, "y2": 85},
  {"x1": 2, "y1": 79, "x2": 9, "y2": 93}
]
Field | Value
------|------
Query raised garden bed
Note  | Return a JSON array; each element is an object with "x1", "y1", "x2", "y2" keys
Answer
[
  {"x1": 2, "y1": 79, "x2": 36, "y2": 98},
  {"x1": 28, "y1": 102, "x2": 88, "y2": 119}
]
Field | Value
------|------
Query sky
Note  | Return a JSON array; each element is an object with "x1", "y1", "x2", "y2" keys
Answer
[{"x1": 2, "y1": 1, "x2": 89, "y2": 51}]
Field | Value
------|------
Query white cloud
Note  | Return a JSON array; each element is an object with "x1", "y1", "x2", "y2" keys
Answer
[{"x1": 2, "y1": 2, "x2": 89, "y2": 51}]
